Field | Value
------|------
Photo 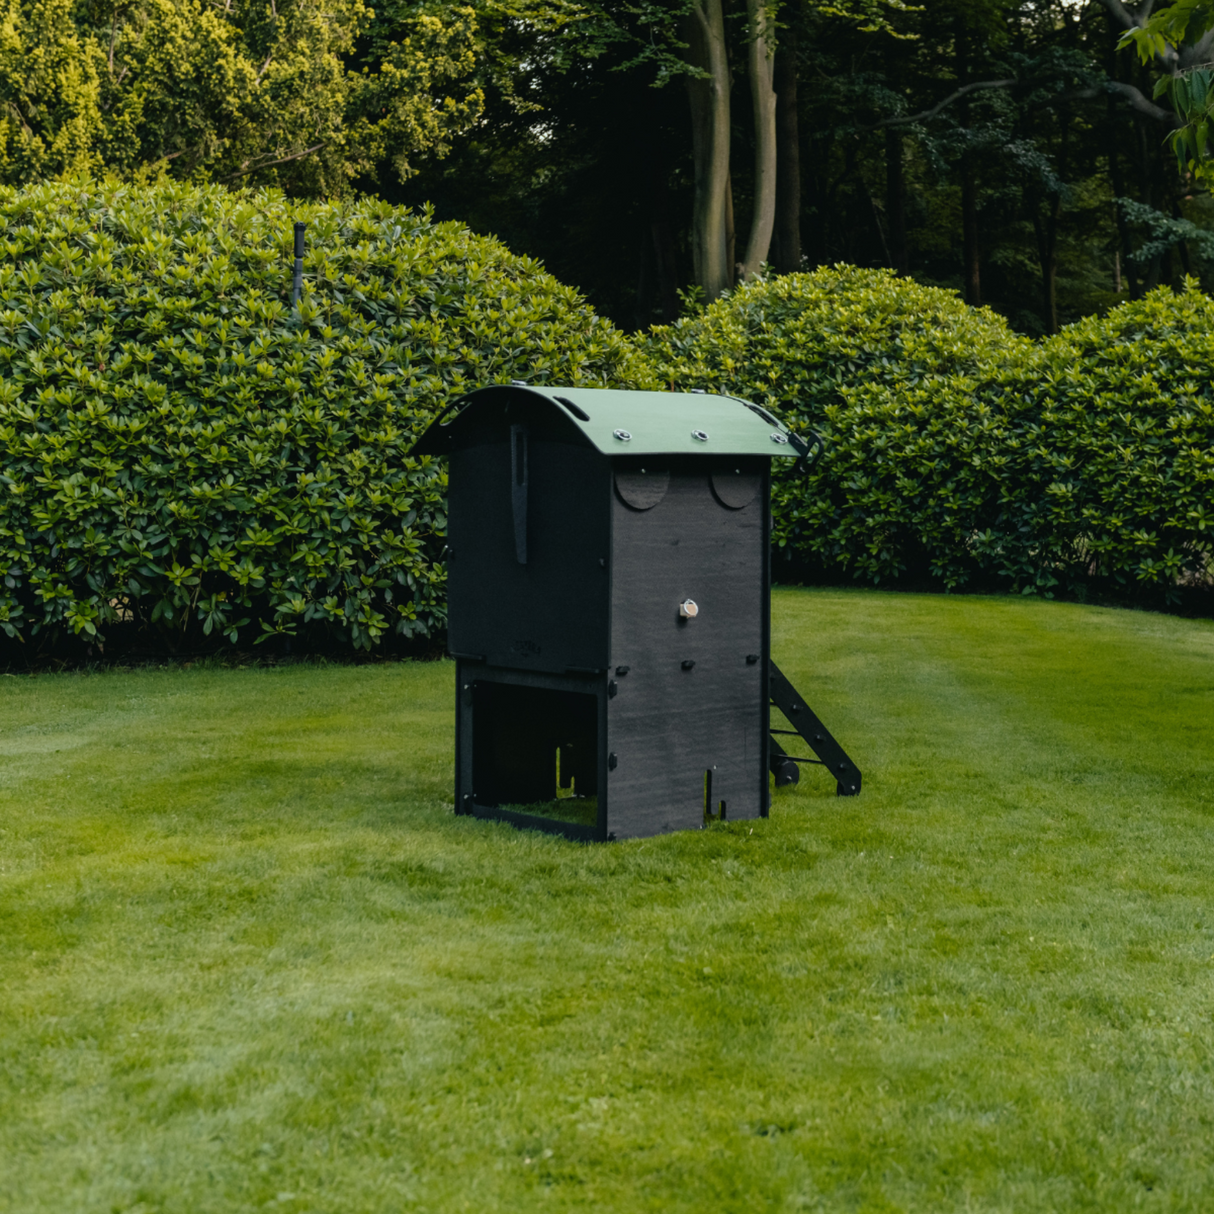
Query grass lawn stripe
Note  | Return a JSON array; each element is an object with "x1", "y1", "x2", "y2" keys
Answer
[{"x1": 1, "y1": 588, "x2": 1212, "y2": 1212}]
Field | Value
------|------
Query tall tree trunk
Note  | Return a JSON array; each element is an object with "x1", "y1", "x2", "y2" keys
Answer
[
  {"x1": 725, "y1": 171, "x2": 736, "y2": 282},
  {"x1": 635, "y1": 89, "x2": 680, "y2": 325},
  {"x1": 803, "y1": 129, "x2": 826, "y2": 265},
  {"x1": 1044, "y1": 199, "x2": 1053, "y2": 335},
  {"x1": 1107, "y1": 127, "x2": 1139, "y2": 299},
  {"x1": 1032, "y1": 194, "x2": 1061, "y2": 334},
  {"x1": 962, "y1": 168, "x2": 981, "y2": 305},
  {"x1": 651, "y1": 185, "x2": 680, "y2": 322},
  {"x1": 865, "y1": 180, "x2": 892, "y2": 267},
  {"x1": 956, "y1": 20, "x2": 981, "y2": 306},
  {"x1": 684, "y1": 0, "x2": 731, "y2": 301},
  {"x1": 1133, "y1": 94, "x2": 1164, "y2": 290},
  {"x1": 1041, "y1": 105, "x2": 1071, "y2": 332},
  {"x1": 1105, "y1": 9, "x2": 1140, "y2": 299},
  {"x1": 739, "y1": 0, "x2": 777, "y2": 280},
  {"x1": 771, "y1": 24, "x2": 801, "y2": 274},
  {"x1": 885, "y1": 128, "x2": 907, "y2": 275},
  {"x1": 633, "y1": 224, "x2": 653, "y2": 331},
  {"x1": 1173, "y1": 200, "x2": 1193, "y2": 277},
  {"x1": 633, "y1": 181, "x2": 680, "y2": 328}
]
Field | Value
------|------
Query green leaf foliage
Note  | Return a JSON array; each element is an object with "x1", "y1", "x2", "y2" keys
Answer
[
  {"x1": 992, "y1": 280, "x2": 1214, "y2": 598},
  {"x1": 1121, "y1": 1, "x2": 1214, "y2": 183},
  {"x1": 644, "y1": 266, "x2": 1213, "y2": 601},
  {"x1": 0, "y1": 178, "x2": 653, "y2": 653},
  {"x1": 0, "y1": 0, "x2": 486, "y2": 194},
  {"x1": 642, "y1": 265, "x2": 1030, "y2": 588},
  {"x1": 642, "y1": 264, "x2": 1020, "y2": 423}
]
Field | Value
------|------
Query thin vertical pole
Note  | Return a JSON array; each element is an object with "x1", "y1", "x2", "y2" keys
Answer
[{"x1": 291, "y1": 222, "x2": 306, "y2": 307}]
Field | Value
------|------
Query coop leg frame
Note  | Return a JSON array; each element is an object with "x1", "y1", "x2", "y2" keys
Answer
[{"x1": 767, "y1": 661, "x2": 861, "y2": 796}]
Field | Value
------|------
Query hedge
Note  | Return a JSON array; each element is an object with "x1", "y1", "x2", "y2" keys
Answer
[
  {"x1": 643, "y1": 266, "x2": 1032, "y2": 588},
  {"x1": 810, "y1": 282, "x2": 1214, "y2": 596},
  {"x1": 0, "y1": 179, "x2": 654, "y2": 653},
  {"x1": 3, "y1": 192, "x2": 1209, "y2": 662},
  {"x1": 647, "y1": 268, "x2": 1213, "y2": 601},
  {"x1": 991, "y1": 283, "x2": 1214, "y2": 595},
  {"x1": 642, "y1": 264, "x2": 1022, "y2": 424}
]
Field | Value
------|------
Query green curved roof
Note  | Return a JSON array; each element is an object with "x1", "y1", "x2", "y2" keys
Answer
[{"x1": 411, "y1": 385, "x2": 808, "y2": 458}]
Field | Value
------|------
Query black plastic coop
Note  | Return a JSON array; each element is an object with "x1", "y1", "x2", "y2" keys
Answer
[{"x1": 411, "y1": 384, "x2": 861, "y2": 841}]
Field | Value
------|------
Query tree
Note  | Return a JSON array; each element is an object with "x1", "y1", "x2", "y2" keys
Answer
[
  {"x1": 388, "y1": 0, "x2": 1214, "y2": 334},
  {"x1": 682, "y1": 0, "x2": 775, "y2": 292},
  {"x1": 740, "y1": 0, "x2": 777, "y2": 279},
  {"x1": 0, "y1": 0, "x2": 485, "y2": 193},
  {"x1": 684, "y1": 0, "x2": 733, "y2": 297},
  {"x1": 680, "y1": 0, "x2": 912, "y2": 300},
  {"x1": 1120, "y1": 0, "x2": 1214, "y2": 184},
  {"x1": 844, "y1": 0, "x2": 1198, "y2": 330}
]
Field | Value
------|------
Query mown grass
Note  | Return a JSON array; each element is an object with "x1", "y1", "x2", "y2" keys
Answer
[{"x1": 1, "y1": 588, "x2": 1212, "y2": 1213}]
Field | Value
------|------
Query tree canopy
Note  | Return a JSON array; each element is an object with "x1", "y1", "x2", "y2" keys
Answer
[
  {"x1": 6, "y1": 0, "x2": 1214, "y2": 339},
  {"x1": 0, "y1": 0, "x2": 486, "y2": 192}
]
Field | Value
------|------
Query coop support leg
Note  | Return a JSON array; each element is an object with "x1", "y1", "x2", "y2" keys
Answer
[{"x1": 768, "y1": 661, "x2": 861, "y2": 796}]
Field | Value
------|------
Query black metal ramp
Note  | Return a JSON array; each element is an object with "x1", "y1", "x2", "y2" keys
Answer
[{"x1": 768, "y1": 661, "x2": 861, "y2": 796}]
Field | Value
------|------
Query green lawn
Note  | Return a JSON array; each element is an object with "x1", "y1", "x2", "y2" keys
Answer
[{"x1": 2, "y1": 589, "x2": 1213, "y2": 1213}]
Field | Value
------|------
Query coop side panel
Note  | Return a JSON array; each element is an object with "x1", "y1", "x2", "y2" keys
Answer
[
  {"x1": 606, "y1": 469, "x2": 765, "y2": 839},
  {"x1": 447, "y1": 441, "x2": 612, "y2": 674}
]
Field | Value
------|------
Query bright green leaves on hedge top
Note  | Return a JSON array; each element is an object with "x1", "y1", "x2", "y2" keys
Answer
[
  {"x1": 0, "y1": 178, "x2": 650, "y2": 649},
  {"x1": 645, "y1": 266, "x2": 1213, "y2": 599},
  {"x1": 0, "y1": 0, "x2": 486, "y2": 195},
  {"x1": 644, "y1": 264, "x2": 1019, "y2": 423}
]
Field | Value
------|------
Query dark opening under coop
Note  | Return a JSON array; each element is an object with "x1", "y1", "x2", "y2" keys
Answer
[{"x1": 411, "y1": 385, "x2": 861, "y2": 841}]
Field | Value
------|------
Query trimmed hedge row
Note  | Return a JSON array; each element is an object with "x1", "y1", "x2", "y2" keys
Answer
[
  {"x1": 0, "y1": 181, "x2": 1209, "y2": 659},
  {"x1": 648, "y1": 268, "x2": 1214, "y2": 600},
  {"x1": 0, "y1": 180, "x2": 652, "y2": 652},
  {"x1": 992, "y1": 285, "x2": 1214, "y2": 595},
  {"x1": 643, "y1": 267, "x2": 1032, "y2": 588}
]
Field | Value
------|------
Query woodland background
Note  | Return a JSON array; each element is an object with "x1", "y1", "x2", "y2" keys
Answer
[{"x1": 6, "y1": 0, "x2": 1214, "y2": 336}]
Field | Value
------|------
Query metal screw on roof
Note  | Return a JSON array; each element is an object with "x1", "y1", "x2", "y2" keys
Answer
[
  {"x1": 613, "y1": 429, "x2": 632, "y2": 442},
  {"x1": 770, "y1": 432, "x2": 789, "y2": 444},
  {"x1": 691, "y1": 388, "x2": 707, "y2": 394},
  {"x1": 691, "y1": 430, "x2": 709, "y2": 442},
  {"x1": 510, "y1": 379, "x2": 528, "y2": 386}
]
